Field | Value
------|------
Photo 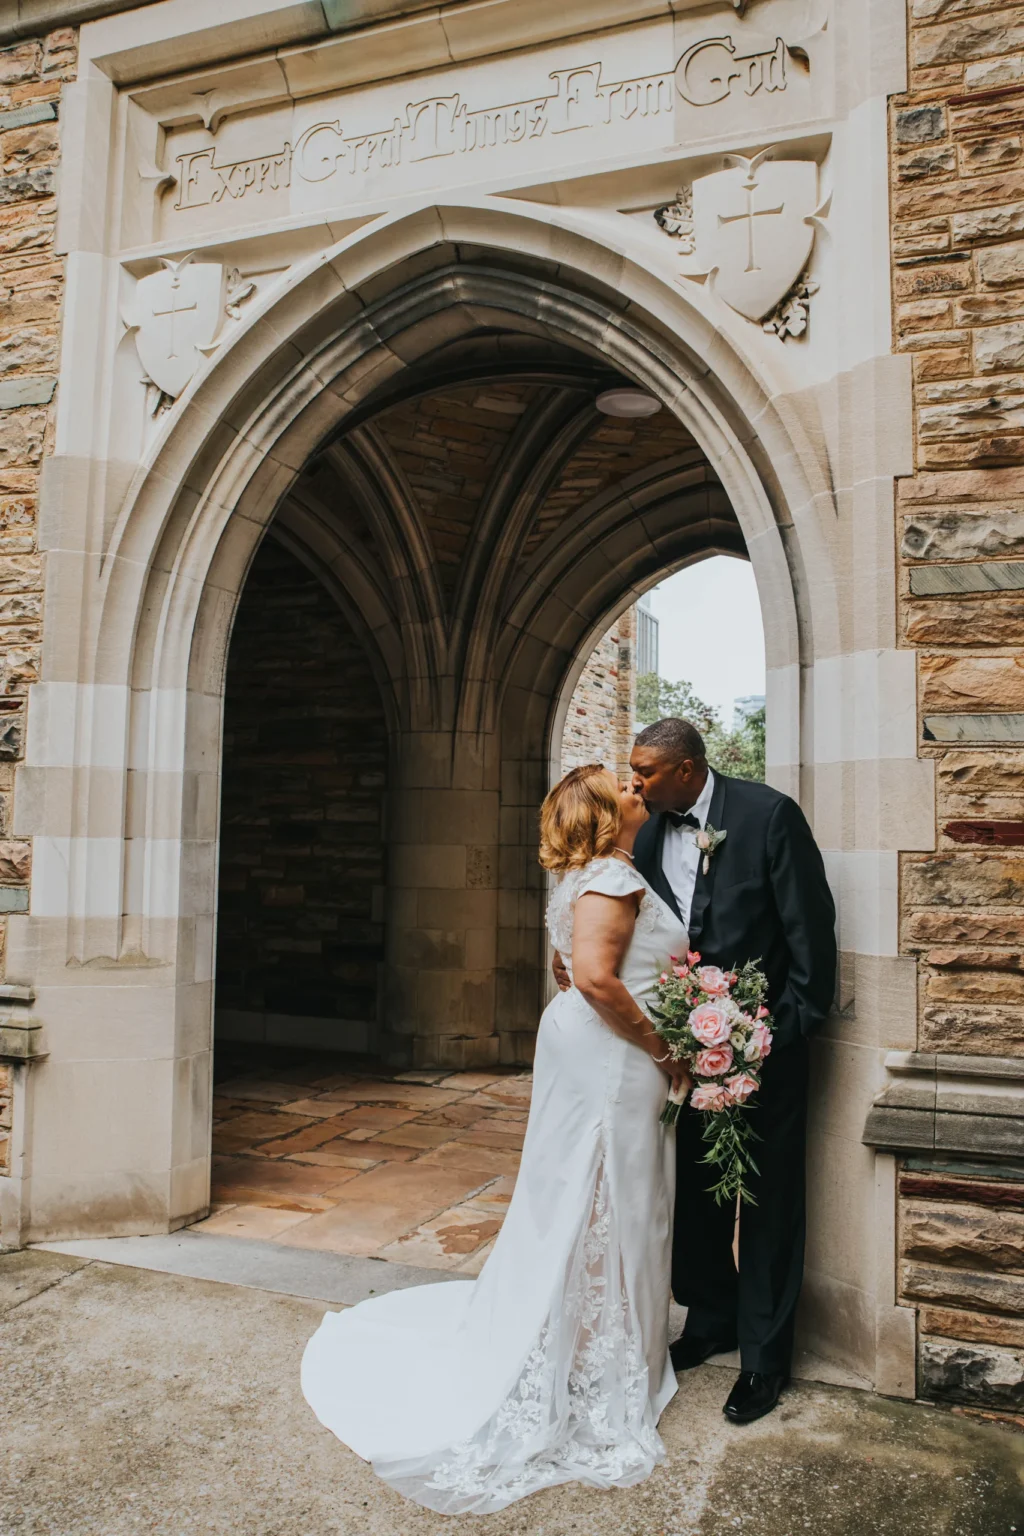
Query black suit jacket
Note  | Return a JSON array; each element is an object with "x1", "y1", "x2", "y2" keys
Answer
[{"x1": 633, "y1": 772, "x2": 837, "y2": 1050}]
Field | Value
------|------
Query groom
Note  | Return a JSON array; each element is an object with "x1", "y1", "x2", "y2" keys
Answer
[{"x1": 631, "y1": 717, "x2": 836, "y2": 1424}]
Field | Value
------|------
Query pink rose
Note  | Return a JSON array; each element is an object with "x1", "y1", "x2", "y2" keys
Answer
[
  {"x1": 694, "y1": 1044, "x2": 733, "y2": 1078},
  {"x1": 743, "y1": 1022, "x2": 773, "y2": 1063},
  {"x1": 696, "y1": 965, "x2": 730, "y2": 997},
  {"x1": 672, "y1": 965, "x2": 689, "y2": 979},
  {"x1": 690, "y1": 1083, "x2": 729, "y2": 1113},
  {"x1": 725, "y1": 1071, "x2": 759, "y2": 1104},
  {"x1": 688, "y1": 1001, "x2": 733, "y2": 1047},
  {"x1": 696, "y1": 829, "x2": 711, "y2": 852}
]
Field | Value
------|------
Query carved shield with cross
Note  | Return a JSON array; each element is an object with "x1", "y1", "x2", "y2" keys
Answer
[
  {"x1": 691, "y1": 159, "x2": 817, "y2": 322},
  {"x1": 134, "y1": 259, "x2": 224, "y2": 399}
]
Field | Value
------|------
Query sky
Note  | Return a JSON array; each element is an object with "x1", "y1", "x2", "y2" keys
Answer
[{"x1": 645, "y1": 556, "x2": 766, "y2": 726}]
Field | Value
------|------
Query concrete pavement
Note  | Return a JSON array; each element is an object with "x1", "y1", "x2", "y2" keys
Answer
[{"x1": 2, "y1": 1248, "x2": 1022, "y2": 1536}]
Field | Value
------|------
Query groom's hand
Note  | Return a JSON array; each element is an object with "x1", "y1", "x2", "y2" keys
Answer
[{"x1": 552, "y1": 951, "x2": 571, "y2": 992}]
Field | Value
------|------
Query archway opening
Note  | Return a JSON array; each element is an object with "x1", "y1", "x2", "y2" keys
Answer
[
  {"x1": 201, "y1": 315, "x2": 752, "y2": 1256},
  {"x1": 559, "y1": 557, "x2": 767, "y2": 787}
]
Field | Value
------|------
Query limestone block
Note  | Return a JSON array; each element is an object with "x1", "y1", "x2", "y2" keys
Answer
[
  {"x1": 899, "y1": 464, "x2": 1024, "y2": 504},
  {"x1": 0, "y1": 839, "x2": 29, "y2": 881},
  {"x1": 894, "y1": 104, "x2": 947, "y2": 144},
  {"x1": 978, "y1": 240, "x2": 1024, "y2": 289},
  {"x1": 913, "y1": 18, "x2": 1024, "y2": 69},
  {"x1": 903, "y1": 851, "x2": 1024, "y2": 905},
  {"x1": 0, "y1": 376, "x2": 53, "y2": 407},
  {"x1": 924, "y1": 968, "x2": 1024, "y2": 1004},
  {"x1": 901, "y1": 1200, "x2": 1024, "y2": 1274},
  {"x1": 919, "y1": 1334, "x2": 1024, "y2": 1408},
  {"x1": 0, "y1": 711, "x2": 21, "y2": 759},
  {"x1": 2, "y1": 280, "x2": 60, "y2": 327},
  {"x1": 953, "y1": 201, "x2": 1024, "y2": 246},
  {"x1": 895, "y1": 261, "x2": 971, "y2": 300},
  {"x1": 904, "y1": 1262, "x2": 1024, "y2": 1316},
  {"x1": 898, "y1": 144, "x2": 957, "y2": 181},
  {"x1": 41, "y1": 29, "x2": 76, "y2": 79},
  {"x1": 0, "y1": 405, "x2": 43, "y2": 468},
  {"x1": 0, "y1": 43, "x2": 40, "y2": 87},
  {"x1": 0, "y1": 122, "x2": 57, "y2": 175},
  {"x1": 0, "y1": 204, "x2": 52, "y2": 259},
  {"x1": 897, "y1": 296, "x2": 953, "y2": 329},
  {"x1": 0, "y1": 552, "x2": 40, "y2": 593},
  {"x1": 913, "y1": 347, "x2": 972, "y2": 383},
  {"x1": 941, "y1": 796, "x2": 1024, "y2": 825},
  {"x1": 920, "y1": 655, "x2": 1024, "y2": 713},
  {"x1": 965, "y1": 54, "x2": 1024, "y2": 90},
  {"x1": 895, "y1": 214, "x2": 951, "y2": 255},
  {"x1": 904, "y1": 595, "x2": 1024, "y2": 645},
  {"x1": 961, "y1": 135, "x2": 1023, "y2": 175},
  {"x1": 906, "y1": 911, "x2": 1024, "y2": 946},
  {"x1": 912, "y1": 562, "x2": 1024, "y2": 594},
  {"x1": 920, "y1": 1305, "x2": 1024, "y2": 1349},
  {"x1": 975, "y1": 321, "x2": 1024, "y2": 373},
  {"x1": 0, "y1": 167, "x2": 53, "y2": 204},
  {"x1": 902, "y1": 509, "x2": 1024, "y2": 565},
  {"x1": 923, "y1": 1003, "x2": 1024, "y2": 1056},
  {"x1": 938, "y1": 749, "x2": 1024, "y2": 795},
  {"x1": 957, "y1": 289, "x2": 1024, "y2": 324},
  {"x1": 0, "y1": 327, "x2": 56, "y2": 374}
]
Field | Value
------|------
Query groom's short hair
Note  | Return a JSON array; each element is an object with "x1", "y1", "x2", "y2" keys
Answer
[{"x1": 634, "y1": 717, "x2": 706, "y2": 764}]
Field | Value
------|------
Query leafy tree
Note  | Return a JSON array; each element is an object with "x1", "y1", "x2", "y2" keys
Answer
[{"x1": 635, "y1": 674, "x2": 765, "y2": 784}]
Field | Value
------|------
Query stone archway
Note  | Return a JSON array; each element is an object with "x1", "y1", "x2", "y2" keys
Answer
[{"x1": 16, "y1": 202, "x2": 906, "y2": 1392}]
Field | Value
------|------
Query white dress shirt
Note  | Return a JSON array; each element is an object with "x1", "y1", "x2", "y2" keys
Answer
[{"x1": 661, "y1": 768, "x2": 715, "y2": 925}]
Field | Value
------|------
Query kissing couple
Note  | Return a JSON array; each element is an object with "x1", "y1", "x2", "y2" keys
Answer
[{"x1": 302, "y1": 716, "x2": 837, "y2": 1514}]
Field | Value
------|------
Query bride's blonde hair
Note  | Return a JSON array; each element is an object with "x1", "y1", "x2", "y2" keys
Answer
[{"x1": 539, "y1": 764, "x2": 621, "y2": 873}]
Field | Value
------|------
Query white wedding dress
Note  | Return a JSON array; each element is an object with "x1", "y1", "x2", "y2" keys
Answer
[{"x1": 301, "y1": 857, "x2": 688, "y2": 1514}]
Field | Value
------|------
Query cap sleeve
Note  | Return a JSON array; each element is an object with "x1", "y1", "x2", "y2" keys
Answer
[{"x1": 574, "y1": 858, "x2": 646, "y2": 903}]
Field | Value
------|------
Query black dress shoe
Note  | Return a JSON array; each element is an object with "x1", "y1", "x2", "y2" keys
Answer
[
  {"x1": 669, "y1": 1334, "x2": 737, "y2": 1371},
  {"x1": 723, "y1": 1370, "x2": 787, "y2": 1423}
]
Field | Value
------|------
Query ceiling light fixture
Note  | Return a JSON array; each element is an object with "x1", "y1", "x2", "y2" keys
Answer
[{"x1": 595, "y1": 388, "x2": 662, "y2": 418}]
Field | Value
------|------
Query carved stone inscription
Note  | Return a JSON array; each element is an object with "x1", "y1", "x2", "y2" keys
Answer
[{"x1": 171, "y1": 35, "x2": 796, "y2": 213}]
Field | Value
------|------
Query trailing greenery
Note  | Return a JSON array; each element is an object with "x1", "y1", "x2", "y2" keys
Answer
[{"x1": 635, "y1": 673, "x2": 765, "y2": 783}]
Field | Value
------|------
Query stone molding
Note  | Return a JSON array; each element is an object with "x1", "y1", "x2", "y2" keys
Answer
[{"x1": 864, "y1": 1050, "x2": 1024, "y2": 1160}]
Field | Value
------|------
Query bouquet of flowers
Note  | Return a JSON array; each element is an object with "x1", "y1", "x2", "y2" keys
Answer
[{"x1": 649, "y1": 950, "x2": 774, "y2": 1206}]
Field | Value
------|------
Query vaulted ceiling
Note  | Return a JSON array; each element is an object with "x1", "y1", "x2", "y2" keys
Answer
[{"x1": 269, "y1": 326, "x2": 744, "y2": 735}]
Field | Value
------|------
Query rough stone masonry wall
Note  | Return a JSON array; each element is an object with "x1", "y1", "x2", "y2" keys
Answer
[
  {"x1": 215, "y1": 535, "x2": 388, "y2": 1048},
  {"x1": 892, "y1": 0, "x2": 1024, "y2": 1416},
  {"x1": 0, "y1": 26, "x2": 76, "y2": 1177},
  {"x1": 560, "y1": 605, "x2": 637, "y2": 783}
]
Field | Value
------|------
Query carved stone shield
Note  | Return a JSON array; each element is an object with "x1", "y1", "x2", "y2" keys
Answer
[
  {"x1": 134, "y1": 259, "x2": 224, "y2": 399},
  {"x1": 691, "y1": 157, "x2": 817, "y2": 322}
]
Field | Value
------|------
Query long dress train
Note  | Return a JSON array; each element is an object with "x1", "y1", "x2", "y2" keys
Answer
[{"x1": 301, "y1": 857, "x2": 688, "y2": 1514}]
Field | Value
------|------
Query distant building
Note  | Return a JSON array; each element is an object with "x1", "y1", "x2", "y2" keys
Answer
[
  {"x1": 636, "y1": 591, "x2": 660, "y2": 678},
  {"x1": 733, "y1": 694, "x2": 766, "y2": 730}
]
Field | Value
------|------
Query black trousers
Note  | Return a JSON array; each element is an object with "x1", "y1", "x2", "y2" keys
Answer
[{"x1": 672, "y1": 1040, "x2": 808, "y2": 1376}]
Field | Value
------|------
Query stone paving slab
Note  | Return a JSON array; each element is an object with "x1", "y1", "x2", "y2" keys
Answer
[
  {"x1": 35, "y1": 1231, "x2": 460, "y2": 1305},
  {"x1": 3, "y1": 1250, "x2": 1022, "y2": 1536}
]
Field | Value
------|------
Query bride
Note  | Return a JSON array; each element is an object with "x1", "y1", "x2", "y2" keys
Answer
[{"x1": 301, "y1": 764, "x2": 691, "y2": 1514}]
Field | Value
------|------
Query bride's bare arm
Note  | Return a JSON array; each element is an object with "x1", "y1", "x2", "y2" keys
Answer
[{"x1": 572, "y1": 892, "x2": 689, "y2": 1093}]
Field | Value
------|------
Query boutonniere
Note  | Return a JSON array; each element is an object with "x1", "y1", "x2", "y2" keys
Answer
[{"x1": 695, "y1": 824, "x2": 727, "y2": 875}]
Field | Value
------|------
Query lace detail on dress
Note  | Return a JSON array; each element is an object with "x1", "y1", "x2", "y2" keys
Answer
[
  {"x1": 399, "y1": 1164, "x2": 664, "y2": 1515},
  {"x1": 545, "y1": 858, "x2": 652, "y2": 964}
]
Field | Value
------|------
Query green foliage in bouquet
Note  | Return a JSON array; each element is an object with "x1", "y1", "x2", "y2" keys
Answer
[{"x1": 649, "y1": 954, "x2": 774, "y2": 1206}]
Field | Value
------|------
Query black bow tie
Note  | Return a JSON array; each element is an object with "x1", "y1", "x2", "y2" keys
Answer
[{"x1": 666, "y1": 811, "x2": 700, "y2": 830}]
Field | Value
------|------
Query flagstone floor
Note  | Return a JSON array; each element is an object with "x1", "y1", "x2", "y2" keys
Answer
[{"x1": 191, "y1": 1048, "x2": 531, "y2": 1272}]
